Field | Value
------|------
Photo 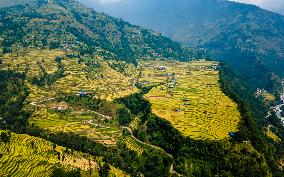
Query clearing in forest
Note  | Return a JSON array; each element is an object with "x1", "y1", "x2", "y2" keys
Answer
[{"x1": 142, "y1": 60, "x2": 241, "y2": 140}]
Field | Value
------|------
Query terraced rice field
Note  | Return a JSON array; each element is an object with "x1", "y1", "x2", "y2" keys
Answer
[
  {"x1": 142, "y1": 60, "x2": 241, "y2": 140},
  {"x1": 0, "y1": 130, "x2": 98, "y2": 177},
  {"x1": 122, "y1": 137, "x2": 144, "y2": 156},
  {"x1": 129, "y1": 117, "x2": 141, "y2": 130},
  {"x1": 109, "y1": 165, "x2": 130, "y2": 177},
  {"x1": 0, "y1": 49, "x2": 64, "y2": 78},
  {"x1": 266, "y1": 130, "x2": 281, "y2": 142},
  {"x1": 0, "y1": 50, "x2": 139, "y2": 104},
  {"x1": 29, "y1": 104, "x2": 122, "y2": 146},
  {"x1": 0, "y1": 49, "x2": 139, "y2": 146}
]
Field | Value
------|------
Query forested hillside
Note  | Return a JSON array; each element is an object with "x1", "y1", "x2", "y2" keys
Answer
[
  {"x1": 0, "y1": 0, "x2": 36, "y2": 7},
  {"x1": 84, "y1": 0, "x2": 284, "y2": 94},
  {"x1": 0, "y1": 0, "x2": 196, "y2": 64}
]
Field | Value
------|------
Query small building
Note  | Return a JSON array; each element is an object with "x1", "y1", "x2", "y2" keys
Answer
[
  {"x1": 54, "y1": 103, "x2": 69, "y2": 111},
  {"x1": 175, "y1": 108, "x2": 183, "y2": 112},
  {"x1": 77, "y1": 90, "x2": 87, "y2": 97},
  {"x1": 157, "y1": 66, "x2": 167, "y2": 71},
  {"x1": 168, "y1": 91, "x2": 174, "y2": 97},
  {"x1": 182, "y1": 98, "x2": 190, "y2": 102}
]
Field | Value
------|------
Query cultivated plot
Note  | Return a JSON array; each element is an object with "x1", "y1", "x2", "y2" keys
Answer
[{"x1": 142, "y1": 60, "x2": 241, "y2": 140}]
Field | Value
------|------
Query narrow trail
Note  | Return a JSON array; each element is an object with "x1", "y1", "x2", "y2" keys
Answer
[{"x1": 121, "y1": 126, "x2": 183, "y2": 176}]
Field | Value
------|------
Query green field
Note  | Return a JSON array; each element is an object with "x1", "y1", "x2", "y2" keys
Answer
[
  {"x1": 142, "y1": 60, "x2": 241, "y2": 140},
  {"x1": 29, "y1": 101, "x2": 122, "y2": 146}
]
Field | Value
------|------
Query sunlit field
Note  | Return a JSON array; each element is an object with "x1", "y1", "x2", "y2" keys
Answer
[{"x1": 142, "y1": 60, "x2": 241, "y2": 140}]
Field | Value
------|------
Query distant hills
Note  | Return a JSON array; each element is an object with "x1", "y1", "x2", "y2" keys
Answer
[{"x1": 82, "y1": 0, "x2": 284, "y2": 93}]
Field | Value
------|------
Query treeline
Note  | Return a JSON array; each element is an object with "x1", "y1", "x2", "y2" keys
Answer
[{"x1": 0, "y1": 70, "x2": 30, "y2": 132}]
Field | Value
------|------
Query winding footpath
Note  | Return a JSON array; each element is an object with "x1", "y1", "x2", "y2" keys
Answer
[{"x1": 121, "y1": 126, "x2": 183, "y2": 176}]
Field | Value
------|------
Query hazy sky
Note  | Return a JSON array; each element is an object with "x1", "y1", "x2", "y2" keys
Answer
[
  {"x1": 233, "y1": 0, "x2": 284, "y2": 14},
  {"x1": 87, "y1": 0, "x2": 284, "y2": 14}
]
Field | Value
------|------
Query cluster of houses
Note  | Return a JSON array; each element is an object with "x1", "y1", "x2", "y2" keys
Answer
[
  {"x1": 190, "y1": 65, "x2": 219, "y2": 71},
  {"x1": 60, "y1": 40, "x2": 81, "y2": 52},
  {"x1": 256, "y1": 88, "x2": 268, "y2": 97}
]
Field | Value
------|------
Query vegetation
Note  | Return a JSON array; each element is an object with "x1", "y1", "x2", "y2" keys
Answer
[
  {"x1": 0, "y1": 70, "x2": 30, "y2": 132},
  {"x1": 142, "y1": 60, "x2": 240, "y2": 140},
  {"x1": 117, "y1": 89, "x2": 274, "y2": 176},
  {"x1": 122, "y1": 137, "x2": 144, "y2": 156},
  {"x1": 0, "y1": 0, "x2": 196, "y2": 65},
  {"x1": 0, "y1": 130, "x2": 99, "y2": 177},
  {"x1": 0, "y1": 0, "x2": 283, "y2": 176}
]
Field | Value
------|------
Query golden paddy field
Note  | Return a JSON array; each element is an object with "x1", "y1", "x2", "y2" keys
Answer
[
  {"x1": 141, "y1": 60, "x2": 241, "y2": 140},
  {"x1": 0, "y1": 130, "x2": 99, "y2": 177}
]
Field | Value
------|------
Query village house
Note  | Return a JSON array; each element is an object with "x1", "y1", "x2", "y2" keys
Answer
[
  {"x1": 157, "y1": 65, "x2": 167, "y2": 71},
  {"x1": 77, "y1": 90, "x2": 88, "y2": 97},
  {"x1": 54, "y1": 103, "x2": 69, "y2": 111}
]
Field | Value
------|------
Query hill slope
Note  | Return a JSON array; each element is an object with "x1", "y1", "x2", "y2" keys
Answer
[
  {"x1": 0, "y1": 0, "x2": 196, "y2": 64},
  {"x1": 82, "y1": 0, "x2": 284, "y2": 92},
  {"x1": 0, "y1": 0, "x2": 37, "y2": 7}
]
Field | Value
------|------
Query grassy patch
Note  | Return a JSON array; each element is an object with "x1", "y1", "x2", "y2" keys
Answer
[{"x1": 266, "y1": 130, "x2": 281, "y2": 142}]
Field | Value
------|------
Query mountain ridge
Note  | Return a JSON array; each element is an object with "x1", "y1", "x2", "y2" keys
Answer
[{"x1": 0, "y1": 0, "x2": 197, "y2": 65}]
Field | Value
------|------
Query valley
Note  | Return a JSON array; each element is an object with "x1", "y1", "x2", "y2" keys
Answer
[
  {"x1": 0, "y1": 0, "x2": 283, "y2": 176},
  {"x1": 0, "y1": 48, "x2": 243, "y2": 176},
  {"x1": 0, "y1": 49, "x2": 241, "y2": 143}
]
